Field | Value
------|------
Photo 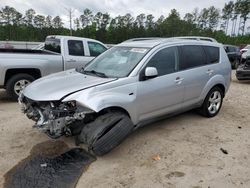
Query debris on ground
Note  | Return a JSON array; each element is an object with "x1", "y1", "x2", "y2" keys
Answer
[
  {"x1": 220, "y1": 148, "x2": 228, "y2": 154},
  {"x1": 152, "y1": 154, "x2": 161, "y2": 161}
]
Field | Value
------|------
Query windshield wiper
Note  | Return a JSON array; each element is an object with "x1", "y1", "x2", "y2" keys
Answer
[{"x1": 83, "y1": 70, "x2": 108, "y2": 78}]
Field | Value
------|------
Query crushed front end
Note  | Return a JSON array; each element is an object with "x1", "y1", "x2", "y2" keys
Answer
[{"x1": 18, "y1": 94, "x2": 94, "y2": 139}]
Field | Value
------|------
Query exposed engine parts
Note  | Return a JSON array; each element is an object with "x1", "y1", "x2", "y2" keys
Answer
[{"x1": 19, "y1": 95, "x2": 93, "y2": 138}]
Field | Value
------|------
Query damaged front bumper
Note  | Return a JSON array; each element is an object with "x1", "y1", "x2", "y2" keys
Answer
[{"x1": 19, "y1": 94, "x2": 94, "y2": 138}]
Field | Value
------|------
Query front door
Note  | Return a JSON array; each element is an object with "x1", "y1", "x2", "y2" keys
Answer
[{"x1": 136, "y1": 46, "x2": 185, "y2": 122}]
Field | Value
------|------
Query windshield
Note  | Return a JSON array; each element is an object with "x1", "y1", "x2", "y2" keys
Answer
[{"x1": 82, "y1": 46, "x2": 149, "y2": 78}]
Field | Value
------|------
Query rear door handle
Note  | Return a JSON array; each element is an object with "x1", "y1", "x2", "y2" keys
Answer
[{"x1": 175, "y1": 77, "x2": 184, "y2": 84}]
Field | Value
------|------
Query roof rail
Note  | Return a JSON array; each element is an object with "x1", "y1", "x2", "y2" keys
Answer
[
  {"x1": 171, "y1": 36, "x2": 218, "y2": 42},
  {"x1": 124, "y1": 37, "x2": 162, "y2": 42}
]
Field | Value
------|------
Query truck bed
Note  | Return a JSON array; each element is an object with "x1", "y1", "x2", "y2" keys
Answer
[{"x1": 0, "y1": 48, "x2": 57, "y2": 55}]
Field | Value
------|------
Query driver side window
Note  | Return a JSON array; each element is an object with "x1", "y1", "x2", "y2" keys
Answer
[{"x1": 147, "y1": 47, "x2": 179, "y2": 76}]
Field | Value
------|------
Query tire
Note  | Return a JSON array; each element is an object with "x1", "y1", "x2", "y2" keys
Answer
[
  {"x1": 77, "y1": 111, "x2": 134, "y2": 156},
  {"x1": 6, "y1": 74, "x2": 35, "y2": 100},
  {"x1": 198, "y1": 87, "x2": 223, "y2": 118}
]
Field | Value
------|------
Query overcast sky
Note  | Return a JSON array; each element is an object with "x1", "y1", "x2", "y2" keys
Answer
[{"x1": 1, "y1": 0, "x2": 249, "y2": 30}]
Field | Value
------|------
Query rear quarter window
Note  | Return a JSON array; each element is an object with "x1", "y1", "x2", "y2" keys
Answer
[{"x1": 203, "y1": 46, "x2": 220, "y2": 64}]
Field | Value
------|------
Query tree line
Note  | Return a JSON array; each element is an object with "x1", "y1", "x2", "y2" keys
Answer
[{"x1": 0, "y1": 0, "x2": 249, "y2": 45}]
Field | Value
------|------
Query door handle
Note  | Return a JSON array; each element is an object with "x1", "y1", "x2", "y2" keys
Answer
[
  {"x1": 206, "y1": 69, "x2": 214, "y2": 75},
  {"x1": 67, "y1": 59, "x2": 76, "y2": 62},
  {"x1": 175, "y1": 77, "x2": 184, "y2": 84}
]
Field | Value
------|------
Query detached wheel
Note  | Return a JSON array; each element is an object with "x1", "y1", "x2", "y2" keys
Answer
[
  {"x1": 6, "y1": 74, "x2": 35, "y2": 100},
  {"x1": 199, "y1": 87, "x2": 223, "y2": 118},
  {"x1": 77, "y1": 111, "x2": 134, "y2": 156}
]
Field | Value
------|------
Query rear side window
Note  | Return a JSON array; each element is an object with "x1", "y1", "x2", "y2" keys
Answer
[
  {"x1": 44, "y1": 38, "x2": 61, "y2": 53},
  {"x1": 203, "y1": 46, "x2": 219, "y2": 64},
  {"x1": 179, "y1": 45, "x2": 206, "y2": 70},
  {"x1": 146, "y1": 46, "x2": 179, "y2": 76},
  {"x1": 88, "y1": 42, "x2": 107, "y2": 57},
  {"x1": 68, "y1": 40, "x2": 84, "y2": 56}
]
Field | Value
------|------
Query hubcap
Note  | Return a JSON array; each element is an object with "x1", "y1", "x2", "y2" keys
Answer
[
  {"x1": 208, "y1": 91, "x2": 222, "y2": 114},
  {"x1": 14, "y1": 79, "x2": 30, "y2": 95}
]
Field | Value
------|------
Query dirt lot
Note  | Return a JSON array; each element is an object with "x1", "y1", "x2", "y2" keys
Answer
[{"x1": 0, "y1": 72, "x2": 250, "y2": 188}]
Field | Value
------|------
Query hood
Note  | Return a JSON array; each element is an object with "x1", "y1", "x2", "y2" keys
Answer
[{"x1": 23, "y1": 69, "x2": 116, "y2": 101}]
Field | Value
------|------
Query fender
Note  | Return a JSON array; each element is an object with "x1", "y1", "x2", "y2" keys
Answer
[
  {"x1": 198, "y1": 74, "x2": 226, "y2": 103},
  {"x1": 62, "y1": 84, "x2": 138, "y2": 124}
]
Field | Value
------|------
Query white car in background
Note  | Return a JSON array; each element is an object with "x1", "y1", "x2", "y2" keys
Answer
[{"x1": 240, "y1": 45, "x2": 250, "y2": 54}]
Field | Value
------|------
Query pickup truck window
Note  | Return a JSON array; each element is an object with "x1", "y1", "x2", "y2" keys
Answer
[
  {"x1": 45, "y1": 38, "x2": 61, "y2": 53},
  {"x1": 68, "y1": 40, "x2": 84, "y2": 56},
  {"x1": 88, "y1": 42, "x2": 107, "y2": 57}
]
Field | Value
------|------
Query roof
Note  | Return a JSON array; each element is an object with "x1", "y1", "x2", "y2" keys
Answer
[{"x1": 118, "y1": 37, "x2": 221, "y2": 48}]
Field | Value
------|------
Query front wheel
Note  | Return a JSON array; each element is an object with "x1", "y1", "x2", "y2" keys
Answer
[
  {"x1": 6, "y1": 74, "x2": 35, "y2": 100},
  {"x1": 198, "y1": 87, "x2": 223, "y2": 118},
  {"x1": 77, "y1": 111, "x2": 134, "y2": 156}
]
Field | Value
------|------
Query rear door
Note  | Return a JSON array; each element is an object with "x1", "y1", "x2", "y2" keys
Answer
[
  {"x1": 179, "y1": 45, "x2": 220, "y2": 107},
  {"x1": 64, "y1": 39, "x2": 90, "y2": 70}
]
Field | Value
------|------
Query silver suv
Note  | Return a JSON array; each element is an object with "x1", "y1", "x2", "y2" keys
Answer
[{"x1": 19, "y1": 38, "x2": 231, "y2": 155}]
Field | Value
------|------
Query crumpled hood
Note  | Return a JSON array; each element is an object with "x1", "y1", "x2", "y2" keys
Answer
[{"x1": 23, "y1": 69, "x2": 116, "y2": 101}]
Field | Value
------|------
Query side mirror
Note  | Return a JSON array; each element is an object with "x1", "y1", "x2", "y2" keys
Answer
[{"x1": 145, "y1": 67, "x2": 158, "y2": 79}]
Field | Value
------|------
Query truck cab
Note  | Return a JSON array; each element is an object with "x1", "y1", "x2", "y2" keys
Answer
[{"x1": 0, "y1": 35, "x2": 107, "y2": 99}]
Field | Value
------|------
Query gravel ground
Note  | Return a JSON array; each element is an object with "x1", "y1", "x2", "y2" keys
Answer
[{"x1": 0, "y1": 71, "x2": 250, "y2": 188}]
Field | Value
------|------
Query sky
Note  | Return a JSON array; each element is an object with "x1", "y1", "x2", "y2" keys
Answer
[{"x1": 1, "y1": 0, "x2": 249, "y2": 31}]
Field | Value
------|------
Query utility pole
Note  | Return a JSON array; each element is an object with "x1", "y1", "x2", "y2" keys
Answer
[{"x1": 65, "y1": 8, "x2": 74, "y2": 36}]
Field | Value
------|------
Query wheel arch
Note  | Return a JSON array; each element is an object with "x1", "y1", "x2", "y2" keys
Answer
[
  {"x1": 98, "y1": 106, "x2": 131, "y2": 118},
  {"x1": 4, "y1": 68, "x2": 41, "y2": 86}
]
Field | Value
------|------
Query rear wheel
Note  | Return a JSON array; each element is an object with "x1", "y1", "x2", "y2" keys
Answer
[
  {"x1": 198, "y1": 87, "x2": 223, "y2": 118},
  {"x1": 77, "y1": 111, "x2": 134, "y2": 156},
  {"x1": 6, "y1": 74, "x2": 35, "y2": 100}
]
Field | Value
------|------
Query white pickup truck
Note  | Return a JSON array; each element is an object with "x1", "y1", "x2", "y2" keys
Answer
[{"x1": 0, "y1": 35, "x2": 107, "y2": 99}]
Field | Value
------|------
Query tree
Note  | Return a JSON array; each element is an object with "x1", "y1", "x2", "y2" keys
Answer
[
  {"x1": 135, "y1": 13, "x2": 146, "y2": 28},
  {"x1": 94, "y1": 12, "x2": 103, "y2": 30},
  {"x1": 207, "y1": 6, "x2": 220, "y2": 30},
  {"x1": 52, "y1": 16, "x2": 63, "y2": 28},
  {"x1": 0, "y1": 6, "x2": 22, "y2": 25},
  {"x1": 145, "y1": 14, "x2": 154, "y2": 29},
  {"x1": 24, "y1": 9, "x2": 35, "y2": 26},
  {"x1": 198, "y1": 8, "x2": 209, "y2": 28},
  {"x1": 221, "y1": 1, "x2": 234, "y2": 35},
  {"x1": 34, "y1": 15, "x2": 45, "y2": 28},
  {"x1": 235, "y1": 0, "x2": 250, "y2": 35},
  {"x1": 45, "y1": 15, "x2": 52, "y2": 28},
  {"x1": 74, "y1": 18, "x2": 80, "y2": 30},
  {"x1": 79, "y1": 8, "x2": 93, "y2": 28}
]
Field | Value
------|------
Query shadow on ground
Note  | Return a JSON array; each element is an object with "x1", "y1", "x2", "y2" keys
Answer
[
  {"x1": 4, "y1": 140, "x2": 96, "y2": 188},
  {"x1": 0, "y1": 90, "x2": 16, "y2": 103}
]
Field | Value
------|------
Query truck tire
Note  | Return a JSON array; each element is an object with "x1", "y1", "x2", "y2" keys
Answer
[
  {"x1": 198, "y1": 87, "x2": 223, "y2": 118},
  {"x1": 6, "y1": 74, "x2": 35, "y2": 100},
  {"x1": 77, "y1": 111, "x2": 134, "y2": 156}
]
